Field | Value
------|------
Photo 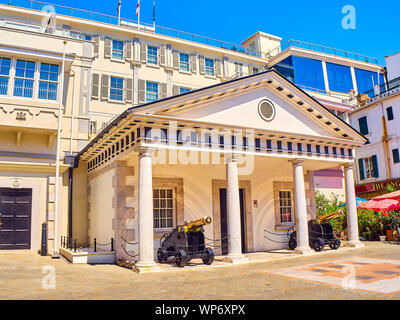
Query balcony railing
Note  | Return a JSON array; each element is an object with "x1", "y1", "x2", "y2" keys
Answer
[
  {"x1": 360, "y1": 76, "x2": 400, "y2": 99},
  {"x1": 1, "y1": 0, "x2": 263, "y2": 59},
  {"x1": 267, "y1": 39, "x2": 379, "y2": 65}
]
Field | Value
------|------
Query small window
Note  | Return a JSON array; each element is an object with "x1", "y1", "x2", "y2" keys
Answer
[
  {"x1": 297, "y1": 143, "x2": 302, "y2": 153},
  {"x1": 316, "y1": 145, "x2": 321, "y2": 154},
  {"x1": 0, "y1": 57, "x2": 11, "y2": 95},
  {"x1": 14, "y1": 60, "x2": 35, "y2": 98},
  {"x1": 393, "y1": 149, "x2": 400, "y2": 164},
  {"x1": 112, "y1": 40, "x2": 124, "y2": 60},
  {"x1": 147, "y1": 45, "x2": 158, "y2": 65},
  {"x1": 38, "y1": 63, "x2": 59, "y2": 100},
  {"x1": 89, "y1": 121, "x2": 97, "y2": 134},
  {"x1": 110, "y1": 77, "x2": 124, "y2": 101},
  {"x1": 387, "y1": 106, "x2": 394, "y2": 121},
  {"x1": 153, "y1": 189, "x2": 174, "y2": 229},
  {"x1": 179, "y1": 53, "x2": 189, "y2": 71},
  {"x1": 358, "y1": 116, "x2": 369, "y2": 135},
  {"x1": 279, "y1": 190, "x2": 292, "y2": 224},
  {"x1": 146, "y1": 81, "x2": 158, "y2": 102},
  {"x1": 205, "y1": 58, "x2": 214, "y2": 76},
  {"x1": 363, "y1": 156, "x2": 379, "y2": 179},
  {"x1": 324, "y1": 146, "x2": 329, "y2": 155},
  {"x1": 307, "y1": 144, "x2": 312, "y2": 154}
]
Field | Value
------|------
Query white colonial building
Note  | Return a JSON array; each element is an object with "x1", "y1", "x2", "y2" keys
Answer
[{"x1": 76, "y1": 70, "x2": 366, "y2": 271}]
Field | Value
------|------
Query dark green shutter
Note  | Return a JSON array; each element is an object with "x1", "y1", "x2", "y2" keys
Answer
[
  {"x1": 358, "y1": 116, "x2": 369, "y2": 135},
  {"x1": 358, "y1": 158, "x2": 365, "y2": 180},
  {"x1": 371, "y1": 155, "x2": 379, "y2": 178},
  {"x1": 393, "y1": 149, "x2": 400, "y2": 164}
]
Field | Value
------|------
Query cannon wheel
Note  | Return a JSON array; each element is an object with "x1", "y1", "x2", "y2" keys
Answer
[
  {"x1": 288, "y1": 236, "x2": 297, "y2": 250},
  {"x1": 157, "y1": 248, "x2": 168, "y2": 263},
  {"x1": 329, "y1": 238, "x2": 341, "y2": 250},
  {"x1": 202, "y1": 248, "x2": 214, "y2": 265},
  {"x1": 175, "y1": 249, "x2": 188, "y2": 267},
  {"x1": 313, "y1": 238, "x2": 324, "y2": 252}
]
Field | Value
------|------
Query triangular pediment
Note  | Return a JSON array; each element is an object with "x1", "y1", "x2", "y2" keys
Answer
[{"x1": 132, "y1": 71, "x2": 366, "y2": 144}]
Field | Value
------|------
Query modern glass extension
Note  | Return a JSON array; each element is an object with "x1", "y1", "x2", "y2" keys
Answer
[{"x1": 271, "y1": 54, "x2": 385, "y2": 96}]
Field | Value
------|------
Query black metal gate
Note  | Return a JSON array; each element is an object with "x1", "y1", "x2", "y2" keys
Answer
[
  {"x1": 0, "y1": 188, "x2": 32, "y2": 250},
  {"x1": 219, "y1": 188, "x2": 246, "y2": 255}
]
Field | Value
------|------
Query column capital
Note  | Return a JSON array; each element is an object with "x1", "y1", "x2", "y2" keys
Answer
[
  {"x1": 289, "y1": 158, "x2": 304, "y2": 166},
  {"x1": 138, "y1": 147, "x2": 155, "y2": 158},
  {"x1": 342, "y1": 162, "x2": 355, "y2": 170},
  {"x1": 224, "y1": 153, "x2": 237, "y2": 163}
]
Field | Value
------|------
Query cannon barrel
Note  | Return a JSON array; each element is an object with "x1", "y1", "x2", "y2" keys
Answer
[{"x1": 178, "y1": 216, "x2": 212, "y2": 233}]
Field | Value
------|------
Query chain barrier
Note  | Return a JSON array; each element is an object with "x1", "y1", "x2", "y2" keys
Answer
[
  {"x1": 121, "y1": 236, "x2": 138, "y2": 245},
  {"x1": 263, "y1": 228, "x2": 293, "y2": 244},
  {"x1": 120, "y1": 244, "x2": 139, "y2": 258}
]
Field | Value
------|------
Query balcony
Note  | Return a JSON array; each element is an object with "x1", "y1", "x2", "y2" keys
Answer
[
  {"x1": 0, "y1": 0, "x2": 263, "y2": 59},
  {"x1": 267, "y1": 39, "x2": 379, "y2": 65}
]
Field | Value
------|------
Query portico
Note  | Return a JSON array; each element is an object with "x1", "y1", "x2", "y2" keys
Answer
[{"x1": 75, "y1": 70, "x2": 367, "y2": 272}]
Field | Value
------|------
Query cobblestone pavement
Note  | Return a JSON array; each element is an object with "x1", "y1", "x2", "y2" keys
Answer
[{"x1": 1, "y1": 242, "x2": 400, "y2": 300}]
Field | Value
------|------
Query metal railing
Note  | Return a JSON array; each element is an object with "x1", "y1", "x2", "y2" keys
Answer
[
  {"x1": 358, "y1": 76, "x2": 400, "y2": 100},
  {"x1": 267, "y1": 39, "x2": 379, "y2": 65},
  {"x1": 1, "y1": 0, "x2": 263, "y2": 58}
]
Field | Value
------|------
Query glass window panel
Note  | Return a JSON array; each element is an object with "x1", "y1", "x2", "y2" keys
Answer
[
  {"x1": 355, "y1": 68, "x2": 385, "y2": 97},
  {"x1": 147, "y1": 46, "x2": 158, "y2": 64},
  {"x1": 292, "y1": 56, "x2": 325, "y2": 92},
  {"x1": 110, "y1": 76, "x2": 123, "y2": 101},
  {"x1": 146, "y1": 81, "x2": 158, "y2": 102},
  {"x1": 112, "y1": 40, "x2": 124, "y2": 60},
  {"x1": 326, "y1": 62, "x2": 353, "y2": 93}
]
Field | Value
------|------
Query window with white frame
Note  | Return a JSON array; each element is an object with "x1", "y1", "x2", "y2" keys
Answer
[
  {"x1": 89, "y1": 121, "x2": 97, "y2": 134},
  {"x1": 38, "y1": 63, "x2": 59, "y2": 100},
  {"x1": 279, "y1": 190, "x2": 293, "y2": 223},
  {"x1": 179, "y1": 53, "x2": 189, "y2": 71},
  {"x1": 153, "y1": 188, "x2": 174, "y2": 229},
  {"x1": 14, "y1": 60, "x2": 35, "y2": 98},
  {"x1": 205, "y1": 58, "x2": 214, "y2": 76},
  {"x1": 112, "y1": 40, "x2": 124, "y2": 60},
  {"x1": 146, "y1": 81, "x2": 158, "y2": 102},
  {"x1": 109, "y1": 76, "x2": 124, "y2": 101},
  {"x1": 364, "y1": 156, "x2": 375, "y2": 179},
  {"x1": 147, "y1": 45, "x2": 158, "y2": 65},
  {"x1": 0, "y1": 57, "x2": 11, "y2": 95}
]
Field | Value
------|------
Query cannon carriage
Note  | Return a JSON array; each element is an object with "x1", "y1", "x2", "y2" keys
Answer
[
  {"x1": 288, "y1": 210, "x2": 343, "y2": 252},
  {"x1": 157, "y1": 216, "x2": 214, "y2": 267}
]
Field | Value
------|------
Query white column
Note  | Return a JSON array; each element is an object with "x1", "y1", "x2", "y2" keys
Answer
[
  {"x1": 134, "y1": 148, "x2": 159, "y2": 273},
  {"x1": 291, "y1": 159, "x2": 313, "y2": 255},
  {"x1": 343, "y1": 163, "x2": 364, "y2": 247},
  {"x1": 223, "y1": 154, "x2": 248, "y2": 264}
]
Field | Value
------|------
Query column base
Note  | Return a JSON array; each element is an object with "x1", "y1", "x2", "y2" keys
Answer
[
  {"x1": 293, "y1": 246, "x2": 314, "y2": 255},
  {"x1": 133, "y1": 261, "x2": 161, "y2": 273},
  {"x1": 344, "y1": 240, "x2": 364, "y2": 248},
  {"x1": 223, "y1": 254, "x2": 249, "y2": 265}
]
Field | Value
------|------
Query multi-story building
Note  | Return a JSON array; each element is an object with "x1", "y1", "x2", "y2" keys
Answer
[
  {"x1": 349, "y1": 53, "x2": 400, "y2": 199},
  {"x1": 0, "y1": 1, "x2": 383, "y2": 256}
]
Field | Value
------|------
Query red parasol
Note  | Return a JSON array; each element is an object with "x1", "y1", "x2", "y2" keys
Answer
[
  {"x1": 357, "y1": 199, "x2": 400, "y2": 211},
  {"x1": 373, "y1": 190, "x2": 400, "y2": 201}
]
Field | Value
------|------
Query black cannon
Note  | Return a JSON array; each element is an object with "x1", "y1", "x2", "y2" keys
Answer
[
  {"x1": 157, "y1": 216, "x2": 214, "y2": 267},
  {"x1": 288, "y1": 210, "x2": 342, "y2": 252}
]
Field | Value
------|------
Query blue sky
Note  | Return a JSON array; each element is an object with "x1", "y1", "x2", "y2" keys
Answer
[{"x1": 35, "y1": 0, "x2": 400, "y2": 65}]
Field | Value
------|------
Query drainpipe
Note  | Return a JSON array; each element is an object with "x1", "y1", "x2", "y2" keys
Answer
[
  {"x1": 68, "y1": 167, "x2": 73, "y2": 238},
  {"x1": 53, "y1": 40, "x2": 67, "y2": 258},
  {"x1": 381, "y1": 103, "x2": 392, "y2": 180},
  {"x1": 69, "y1": 69, "x2": 76, "y2": 154}
]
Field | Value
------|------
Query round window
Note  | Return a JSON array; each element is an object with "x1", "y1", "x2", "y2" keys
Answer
[{"x1": 258, "y1": 100, "x2": 275, "y2": 121}]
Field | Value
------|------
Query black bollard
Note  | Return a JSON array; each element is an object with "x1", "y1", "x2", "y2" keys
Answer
[{"x1": 41, "y1": 223, "x2": 47, "y2": 256}]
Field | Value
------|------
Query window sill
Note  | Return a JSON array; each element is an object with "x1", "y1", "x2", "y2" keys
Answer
[
  {"x1": 108, "y1": 99, "x2": 126, "y2": 104},
  {"x1": 110, "y1": 58, "x2": 125, "y2": 64},
  {"x1": 204, "y1": 74, "x2": 217, "y2": 80},
  {"x1": 146, "y1": 63, "x2": 160, "y2": 69}
]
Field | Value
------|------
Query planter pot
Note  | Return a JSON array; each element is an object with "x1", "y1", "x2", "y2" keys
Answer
[{"x1": 379, "y1": 236, "x2": 387, "y2": 242}]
